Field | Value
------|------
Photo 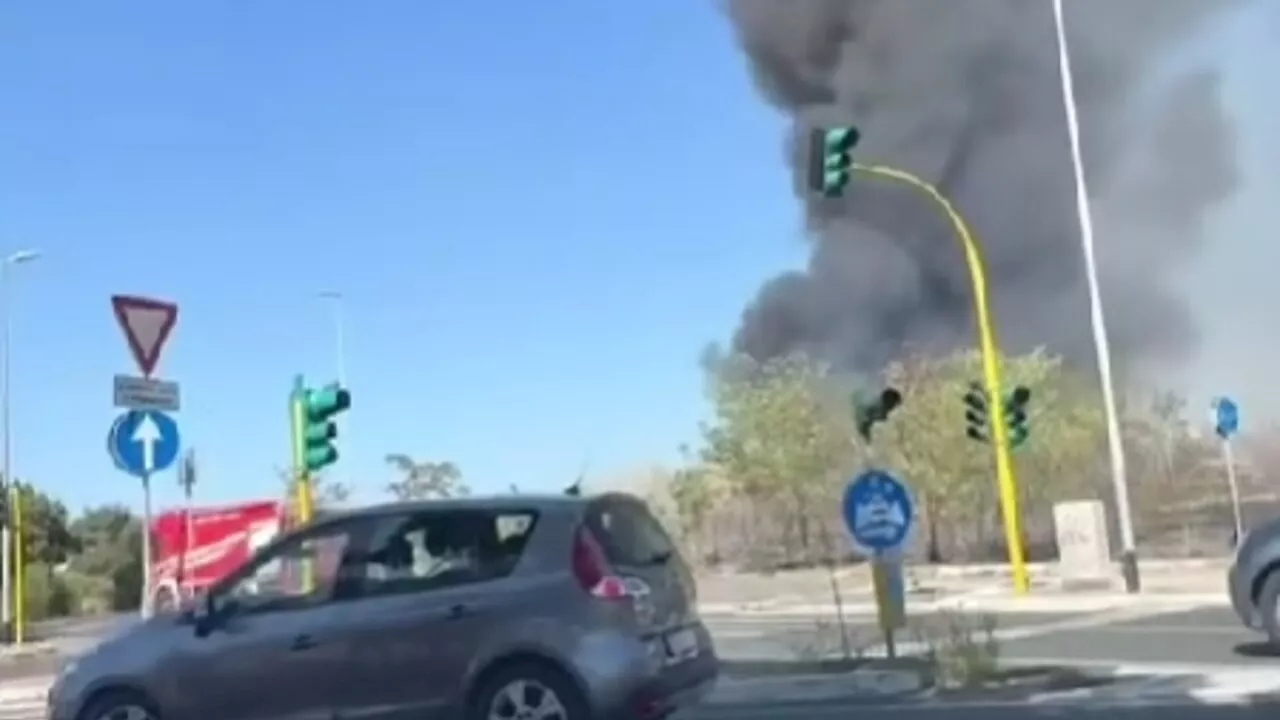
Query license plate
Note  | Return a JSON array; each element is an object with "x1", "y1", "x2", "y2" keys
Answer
[{"x1": 665, "y1": 628, "x2": 698, "y2": 658}]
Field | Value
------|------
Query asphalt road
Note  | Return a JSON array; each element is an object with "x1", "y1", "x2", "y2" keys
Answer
[
  {"x1": 686, "y1": 700, "x2": 1280, "y2": 720},
  {"x1": 999, "y1": 606, "x2": 1274, "y2": 667}
]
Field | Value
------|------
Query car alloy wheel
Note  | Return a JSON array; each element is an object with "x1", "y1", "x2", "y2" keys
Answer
[
  {"x1": 96, "y1": 705, "x2": 155, "y2": 720},
  {"x1": 487, "y1": 679, "x2": 568, "y2": 720}
]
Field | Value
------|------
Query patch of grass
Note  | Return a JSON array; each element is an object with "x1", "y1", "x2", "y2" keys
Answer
[
  {"x1": 910, "y1": 609, "x2": 1000, "y2": 688},
  {"x1": 784, "y1": 616, "x2": 873, "y2": 661}
]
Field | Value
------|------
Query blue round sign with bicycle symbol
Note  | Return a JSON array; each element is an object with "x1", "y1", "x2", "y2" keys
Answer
[{"x1": 842, "y1": 469, "x2": 914, "y2": 555}]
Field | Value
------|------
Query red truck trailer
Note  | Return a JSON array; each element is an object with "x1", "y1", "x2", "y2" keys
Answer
[{"x1": 149, "y1": 500, "x2": 285, "y2": 612}]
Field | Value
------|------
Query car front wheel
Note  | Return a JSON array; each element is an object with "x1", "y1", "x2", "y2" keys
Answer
[
  {"x1": 1257, "y1": 571, "x2": 1280, "y2": 646},
  {"x1": 78, "y1": 689, "x2": 160, "y2": 720}
]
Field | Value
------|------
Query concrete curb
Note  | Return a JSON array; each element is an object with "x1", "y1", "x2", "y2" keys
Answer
[{"x1": 708, "y1": 667, "x2": 929, "y2": 706}]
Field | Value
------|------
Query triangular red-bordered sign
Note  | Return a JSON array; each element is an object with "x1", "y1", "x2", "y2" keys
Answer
[{"x1": 111, "y1": 295, "x2": 179, "y2": 378}]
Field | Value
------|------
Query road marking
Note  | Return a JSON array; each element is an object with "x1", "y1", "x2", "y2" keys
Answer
[
  {"x1": 1089, "y1": 624, "x2": 1248, "y2": 636},
  {"x1": 0, "y1": 683, "x2": 46, "y2": 720}
]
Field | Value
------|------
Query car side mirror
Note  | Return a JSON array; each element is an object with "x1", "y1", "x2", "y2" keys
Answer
[{"x1": 190, "y1": 595, "x2": 227, "y2": 637}]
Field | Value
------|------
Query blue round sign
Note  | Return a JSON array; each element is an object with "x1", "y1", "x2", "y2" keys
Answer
[
  {"x1": 1213, "y1": 397, "x2": 1239, "y2": 439},
  {"x1": 109, "y1": 410, "x2": 181, "y2": 478},
  {"x1": 842, "y1": 469, "x2": 914, "y2": 555}
]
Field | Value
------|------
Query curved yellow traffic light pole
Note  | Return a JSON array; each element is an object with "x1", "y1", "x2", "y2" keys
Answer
[{"x1": 852, "y1": 163, "x2": 1030, "y2": 595}]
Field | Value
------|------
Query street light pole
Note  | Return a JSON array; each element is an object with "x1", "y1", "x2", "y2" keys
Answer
[
  {"x1": 319, "y1": 291, "x2": 347, "y2": 387},
  {"x1": 1, "y1": 249, "x2": 40, "y2": 639},
  {"x1": 318, "y1": 291, "x2": 349, "y2": 494},
  {"x1": 1051, "y1": 0, "x2": 1140, "y2": 592}
]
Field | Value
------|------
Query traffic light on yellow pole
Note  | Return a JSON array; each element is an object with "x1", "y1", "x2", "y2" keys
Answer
[
  {"x1": 289, "y1": 375, "x2": 350, "y2": 593},
  {"x1": 288, "y1": 375, "x2": 351, "y2": 526},
  {"x1": 809, "y1": 141, "x2": 1029, "y2": 595},
  {"x1": 807, "y1": 126, "x2": 861, "y2": 197},
  {"x1": 1004, "y1": 386, "x2": 1032, "y2": 449},
  {"x1": 963, "y1": 382, "x2": 1032, "y2": 449}
]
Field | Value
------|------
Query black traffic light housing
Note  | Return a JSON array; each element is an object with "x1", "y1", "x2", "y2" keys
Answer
[
  {"x1": 963, "y1": 381, "x2": 989, "y2": 443},
  {"x1": 854, "y1": 387, "x2": 902, "y2": 442},
  {"x1": 1005, "y1": 385, "x2": 1031, "y2": 449},
  {"x1": 807, "y1": 126, "x2": 861, "y2": 197}
]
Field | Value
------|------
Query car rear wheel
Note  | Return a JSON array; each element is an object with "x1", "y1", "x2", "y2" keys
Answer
[
  {"x1": 78, "y1": 689, "x2": 160, "y2": 720},
  {"x1": 470, "y1": 662, "x2": 587, "y2": 720},
  {"x1": 1257, "y1": 571, "x2": 1280, "y2": 646}
]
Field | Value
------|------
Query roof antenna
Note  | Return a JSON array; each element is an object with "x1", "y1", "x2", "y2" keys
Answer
[{"x1": 564, "y1": 455, "x2": 590, "y2": 497}]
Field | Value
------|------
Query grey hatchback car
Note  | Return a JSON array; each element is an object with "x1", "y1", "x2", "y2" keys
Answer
[{"x1": 48, "y1": 492, "x2": 719, "y2": 720}]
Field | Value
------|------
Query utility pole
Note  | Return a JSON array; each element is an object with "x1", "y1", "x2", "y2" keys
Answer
[
  {"x1": 1, "y1": 249, "x2": 40, "y2": 642},
  {"x1": 178, "y1": 448, "x2": 197, "y2": 604},
  {"x1": 318, "y1": 291, "x2": 350, "y2": 495},
  {"x1": 1051, "y1": 0, "x2": 1139, "y2": 592}
]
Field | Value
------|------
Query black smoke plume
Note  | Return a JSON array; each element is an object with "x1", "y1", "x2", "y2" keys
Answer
[{"x1": 725, "y1": 0, "x2": 1240, "y2": 373}]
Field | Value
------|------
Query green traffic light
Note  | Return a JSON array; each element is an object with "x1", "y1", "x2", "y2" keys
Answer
[
  {"x1": 1004, "y1": 385, "x2": 1031, "y2": 449},
  {"x1": 822, "y1": 169, "x2": 849, "y2": 195},
  {"x1": 305, "y1": 445, "x2": 338, "y2": 471},
  {"x1": 807, "y1": 125, "x2": 860, "y2": 197},
  {"x1": 1008, "y1": 425, "x2": 1029, "y2": 449},
  {"x1": 292, "y1": 379, "x2": 351, "y2": 473},
  {"x1": 823, "y1": 126, "x2": 860, "y2": 154},
  {"x1": 305, "y1": 385, "x2": 351, "y2": 419},
  {"x1": 303, "y1": 421, "x2": 337, "y2": 444}
]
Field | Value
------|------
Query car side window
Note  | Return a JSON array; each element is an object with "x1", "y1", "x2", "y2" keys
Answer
[
  {"x1": 587, "y1": 498, "x2": 674, "y2": 566},
  {"x1": 357, "y1": 509, "x2": 538, "y2": 598},
  {"x1": 210, "y1": 519, "x2": 362, "y2": 616}
]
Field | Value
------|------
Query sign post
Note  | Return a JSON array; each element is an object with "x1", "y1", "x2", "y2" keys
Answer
[
  {"x1": 842, "y1": 468, "x2": 914, "y2": 658},
  {"x1": 1210, "y1": 397, "x2": 1242, "y2": 545},
  {"x1": 108, "y1": 295, "x2": 180, "y2": 618}
]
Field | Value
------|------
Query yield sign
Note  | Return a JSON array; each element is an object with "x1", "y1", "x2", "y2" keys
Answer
[{"x1": 112, "y1": 295, "x2": 178, "y2": 378}]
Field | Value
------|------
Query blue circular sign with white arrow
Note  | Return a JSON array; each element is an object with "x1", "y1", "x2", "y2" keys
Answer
[
  {"x1": 842, "y1": 468, "x2": 914, "y2": 555},
  {"x1": 1212, "y1": 396, "x2": 1239, "y2": 440},
  {"x1": 109, "y1": 410, "x2": 181, "y2": 478}
]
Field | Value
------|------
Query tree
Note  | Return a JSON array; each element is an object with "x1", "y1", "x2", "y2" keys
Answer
[
  {"x1": 276, "y1": 467, "x2": 353, "y2": 519},
  {"x1": 875, "y1": 349, "x2": 1108, "y2": 560},
  {"x1": 673, "y1": 347, "x2": 1160, "y2": 566},
  {"x1": 384, "y1": 455, "x2": 467, "y2": 500},
  {"x1": 0, "y1": 481, "x2": 79, "y2": 570},
  {"x1": 68, "y1": 505, "x2": 144, "y2": 611},
  {"x1": 697, "y1": 352, "x2": 855, "y2": 567}
]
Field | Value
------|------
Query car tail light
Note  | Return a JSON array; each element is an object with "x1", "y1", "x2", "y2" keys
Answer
[{"x1": 572, "y1": 527, "x2": 639, "y2": 600}]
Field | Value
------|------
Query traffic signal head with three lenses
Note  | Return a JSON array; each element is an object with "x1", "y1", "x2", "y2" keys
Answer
[
  {"x1": 963, "y1": 382, "x2": 989, "y2": 443},
  {"x1": 807, "y1": 126, "x2": 861, "y2": 197},
  {"x1": 1005, "y1": 385, "x2": 1031, "y2": 449}
]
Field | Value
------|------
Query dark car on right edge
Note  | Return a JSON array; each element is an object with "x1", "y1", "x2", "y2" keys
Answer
[{"x1": 1229, "y1": 516, "x2": 1280, "y2": 644}]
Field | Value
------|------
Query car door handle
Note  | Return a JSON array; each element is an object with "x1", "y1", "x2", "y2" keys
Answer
[
  {"x1": 446, "y1": 604, "x2": 474, "y2": 621},
  {"x1": 290, "y1": 634, "x2": 319, "y2": 651}
]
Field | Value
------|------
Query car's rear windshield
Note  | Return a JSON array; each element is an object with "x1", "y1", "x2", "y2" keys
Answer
[{"x1": 585, "y1": 496, "x2": 676, "y2": 566}]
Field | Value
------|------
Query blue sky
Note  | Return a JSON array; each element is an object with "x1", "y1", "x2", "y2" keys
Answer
[
  {"x1": 0, "y1": 1, "x2": 1274, "y2": 514},
  {"x1": 0, "y1": 1, "x2": 802, "y2": 512}
]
